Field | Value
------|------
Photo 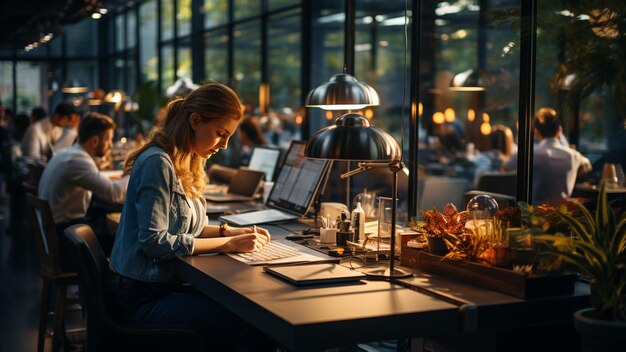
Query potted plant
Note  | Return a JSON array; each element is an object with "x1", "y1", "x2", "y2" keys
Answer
[
  {"x1": 412, "y1": 203, "x2": 467, "y2": 255},
  {"x1": 537, "y1": 182, "x2": 626, "y2": 351}
]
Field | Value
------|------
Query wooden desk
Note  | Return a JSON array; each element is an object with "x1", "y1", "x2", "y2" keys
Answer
[{"x1": 176, "y1": 255, "x2": 461, "y2": 351}]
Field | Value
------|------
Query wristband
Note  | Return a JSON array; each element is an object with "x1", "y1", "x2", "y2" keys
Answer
[{"x1": 219, "y1": 222, "x2": 229, "y2": 237}]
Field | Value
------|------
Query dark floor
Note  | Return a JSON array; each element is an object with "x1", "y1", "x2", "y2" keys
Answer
[{"x1": 0, "y1": 188, "x2": 84, "y2": 352}]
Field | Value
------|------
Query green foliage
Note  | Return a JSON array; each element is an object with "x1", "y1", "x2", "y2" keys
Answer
[
  {"x1": 133, "y1": 80, "x2": 167, "y2": 134},
  {"x1": 537, "y1": 182, "x2": 626, "y2": 321}
]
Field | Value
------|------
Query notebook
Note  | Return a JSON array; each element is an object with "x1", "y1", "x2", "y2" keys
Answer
[
  {"x1": 204, "y1": 168, "x2": 265, "y2": 203},
  {"x1": 263, "y1": 263, "x2": 366, "y2": 286},
  {"x1": 247, "y1": 146, "x2": 281, "y2": 182},
  {"x1": 219, "y1": 141, "x2": 330, "y2": 226},
  {"x1": 227, "y1": 239, "x2": 334, "y2": 266}
]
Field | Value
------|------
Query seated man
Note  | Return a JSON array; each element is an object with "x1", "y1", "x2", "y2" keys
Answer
[
  {"x1": 506, "y1": 108, "x2": 592, "y2": 204},
  {"x1": 38, "y1": 112, "x2": 128, "y2": 265},
  {"x1": 21, "y1": 102, "x2": 80, "y2": 161}
]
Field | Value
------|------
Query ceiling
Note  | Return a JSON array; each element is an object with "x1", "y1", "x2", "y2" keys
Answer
[{"x1": 0, "y1": 0, "x2": 130, "y2": 50}]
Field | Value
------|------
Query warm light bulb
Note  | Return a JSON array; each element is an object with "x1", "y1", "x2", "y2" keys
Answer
[
  {"x1": 418, "y1": 102, "x2": 423, "y2": 117},
  {"x1": 482, "y1": 112, "x2": 490, "y2": 122},
  {"x1": 295, "y1": 115, "x2": 303, "y2": 124},
  {"x1": 364, "y1": 108, "x2": 374, "y2": 119},
  {"x1": 480, "y1": 122, "x2": 492, "y2": 135},
  {"x1": 467, "y1": 109, "x2": 475, "y2": 122},
  {"x1": 433, "y1": 112, "x2": 445, "y2": 124},
  {"x1": 325, "y1": 111, "x2": 333, "y2": 120},
  {"x1": 444, "y1": 108, "x2": 455, "y2": 123}
]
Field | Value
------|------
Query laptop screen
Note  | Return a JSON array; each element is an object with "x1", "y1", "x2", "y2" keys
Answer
[
  {"x1": 248, "y1": 146, "x2": 281, "y2": 182},
  {"x1": 266, "y1": 141, "x2": 329, "y2": 217}
]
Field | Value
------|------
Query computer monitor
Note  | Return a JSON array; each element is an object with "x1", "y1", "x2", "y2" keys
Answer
[
  {"x1": 266, "y1": 140, "x2": 330, "y2": 217},
  {"x1": 247, "y1": 146, "x2": 281, "y2": 182}
]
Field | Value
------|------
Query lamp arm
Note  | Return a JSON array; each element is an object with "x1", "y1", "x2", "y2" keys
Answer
[{"x1": 339, "y1": 161, "x2": 391, "y2": 179}]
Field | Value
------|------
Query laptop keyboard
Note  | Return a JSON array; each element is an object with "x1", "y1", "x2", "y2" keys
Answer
[{"x1": 233, "y1": 241, "x2": 300, "y2": 263}]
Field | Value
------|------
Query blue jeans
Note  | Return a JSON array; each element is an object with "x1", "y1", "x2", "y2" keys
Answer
[{"x1": 105, "y1": 272, "x2": 274, "y2": 351}]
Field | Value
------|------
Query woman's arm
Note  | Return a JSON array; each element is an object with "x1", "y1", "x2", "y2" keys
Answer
[{"x1": 193, "y1": 225, "x2": 271, "y2": 254}]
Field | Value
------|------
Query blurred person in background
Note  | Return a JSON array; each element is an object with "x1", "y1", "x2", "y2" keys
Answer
[
  {"x1": 238, "y1": 116, "x2": 267, "y2": 165},
  {"x1": 30, "y1": 106, "x2": 47, "y2": 124},
  {"x1": 506, "y1": 108, "x2": 592, "y2": 204},
  {"x1": 21, "y1": 102, "x2": 80, "y2": 161},
  {"x1": 38, "y1": 112, "x2": 129, "y2": 263}
]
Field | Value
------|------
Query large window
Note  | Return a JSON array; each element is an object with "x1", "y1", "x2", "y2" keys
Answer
[
  {"x1": 233, "y1": 20, "x2": 261, "y2": 109},
  {"x1": 0, "y1": 61, "x2": 13, "y2": 107},
  {"x1": 140, "y1": 0, "x2": 158, "y2": 81},
  {"x1": 16, "y1": 62, "x2": 42, "y2": 113},
  {"x1": 204, "y1": 0, "x2": 228, "y2": 29},
  {"x1": 204, "y1": 28, "x2": 229, "y2": 84},
  {"x1": 178, "y1": 0, "x2": 192, "y2": 37}
]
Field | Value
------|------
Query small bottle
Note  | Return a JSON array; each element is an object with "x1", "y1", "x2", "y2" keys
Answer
[{"x1": 351, "y1": 202, "x2": 365, "y2": 242}]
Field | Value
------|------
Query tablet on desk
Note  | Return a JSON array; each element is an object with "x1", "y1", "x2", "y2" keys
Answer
[{"x1": 263, "y1": 263, "x2": 366, "y2": 286}]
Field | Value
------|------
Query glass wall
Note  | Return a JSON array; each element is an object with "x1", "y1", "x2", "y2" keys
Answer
[
  {"x1": 233, "y1": 20, "x2": 261, "y2": 110},
  {"x1": 0, "y1": 61, "x2": 13, "y2": 108},
  {"x1": 140, "y1": 0, "x2": 159, "y2": 81},
  {"x1": 1, "y1": 0, "x2": 620, "y2": 216},
  {"x1": 268, "y1": 9, "x2": 302, "y2": 147},
  {"x1": 204, "y1": 29, "x2": 229, "y2": 84}
]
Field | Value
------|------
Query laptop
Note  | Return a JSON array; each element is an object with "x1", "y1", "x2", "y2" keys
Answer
[
  {"x1": 263, "y1": 263, "x2": 366, "y2": 285},
  {"x1": 204, "y1": 168, "x2": 265, "y2": 203},
  {"x1": 219, "y1": 141, "x2": 330, "y2": 226},
  {"x1": 247, "y1": 146, "x2": 281, "y2": 182}
]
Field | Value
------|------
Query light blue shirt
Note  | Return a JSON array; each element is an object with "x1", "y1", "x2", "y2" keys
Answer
[{"x1": 110, "y1": 146, "x2": 207, "y2": 282}]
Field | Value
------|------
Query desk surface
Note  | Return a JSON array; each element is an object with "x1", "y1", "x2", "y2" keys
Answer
[{"x1": 177, "y1": 255, "x2": 460, "y2": 351}]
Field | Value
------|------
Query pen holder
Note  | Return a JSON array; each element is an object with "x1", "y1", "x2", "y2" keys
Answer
[
  {"x1": 320, "y1": 228, "x2": 337, "y2": 244},
  {"x1": 336, "y1": 231, "x2": 352, "y2": 246}
]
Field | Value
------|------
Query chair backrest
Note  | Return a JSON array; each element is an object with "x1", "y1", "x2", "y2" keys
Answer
[
  {"x1": 63, "y1": 224, "x2": 110, "y2": 349},
  {"x1": 26, "y1": 194, "x2": 62, "y2": 276},
  {"x1": 475, "y1": 172, "x2": 517, "y2": 197},
  {"x1": 417, "y1": 177, "x2": 470, "y2": 212},
  {"x1": 64, "y1": 224, "x2": 205, "y2": 352}
]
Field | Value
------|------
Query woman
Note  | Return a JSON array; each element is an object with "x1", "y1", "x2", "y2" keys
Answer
[{"x1": 108, "y1": 83, "x2": 272, "y2": 350}]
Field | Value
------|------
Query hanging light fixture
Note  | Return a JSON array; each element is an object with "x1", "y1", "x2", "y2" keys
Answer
[
  {"x1": 305, "y1": 69, "x2": 380, "y2": 111},
  {"x1": 62, "y1": 79, "x2": 88, "y2": 94},
  {"x1": 449, "y1": 68, "x2": 488, "y2": 92}
]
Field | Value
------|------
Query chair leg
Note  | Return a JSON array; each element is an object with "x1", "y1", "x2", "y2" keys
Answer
[
  {"x1": 38, "y1": 279, "x2": 52, "y2": 352},
  {"x1": 52, "y1": 284, "x2": 67, "y2": 352}
]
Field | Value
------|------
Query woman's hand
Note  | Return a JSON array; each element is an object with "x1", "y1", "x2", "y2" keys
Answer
[
  {"x1": 224, "y1": 233, "x2": 269, "y2": 253},
  {"x1": 225, "y1": 225, "x2": 271, "y2": 242}
]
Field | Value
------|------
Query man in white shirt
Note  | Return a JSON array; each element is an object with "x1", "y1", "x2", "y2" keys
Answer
[
  {"x1": 21, "y1": 102, "x2": 80, "y2": 160},
  {"x1": 38, "y1": 112, "x2": 129, "y2": 264},
  {"x1": 506, "y1": 108, "x2": 592, "y2": 204}
]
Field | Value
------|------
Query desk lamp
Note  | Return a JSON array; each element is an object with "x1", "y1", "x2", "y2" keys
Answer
[{"x1": 304, "y1": 112, "x2": 412, "y2": 279}]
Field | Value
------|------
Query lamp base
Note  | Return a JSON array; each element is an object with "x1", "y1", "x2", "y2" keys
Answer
[{"x1": 364, "y1": 267, "x2": 413, "y2": 279}]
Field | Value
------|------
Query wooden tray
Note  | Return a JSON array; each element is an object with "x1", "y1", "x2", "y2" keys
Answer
[{"x1": 401, "y1": 246, "x2": 577, "y2": 299}]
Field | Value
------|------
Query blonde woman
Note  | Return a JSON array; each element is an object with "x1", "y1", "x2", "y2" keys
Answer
[{"x1": 108, "y1": 83, "x2": 273, "y2": 350}]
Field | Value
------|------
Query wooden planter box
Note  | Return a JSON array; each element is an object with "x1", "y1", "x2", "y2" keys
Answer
[{"x1": 401, "y1": 246, "x2": 577, "y2": 299}]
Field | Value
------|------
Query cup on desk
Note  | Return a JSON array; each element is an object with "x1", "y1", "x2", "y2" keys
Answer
[
  {"x1": 602, "y1": 163, "x2": 619, "y2": 188},
  {"x1": 320, "y1": 228, "x2": 337, "y2": 244}
]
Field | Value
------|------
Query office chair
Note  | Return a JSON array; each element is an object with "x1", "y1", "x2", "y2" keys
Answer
[
  {"x1": 63, "y1": 224, "x2": 205, "y2": 352},
  {"x1": 25, "y1": 194, "x2": 80, "y2": 352},
  {"x1": 474, "y1": 172, "x2": 517, "y2": 197}
]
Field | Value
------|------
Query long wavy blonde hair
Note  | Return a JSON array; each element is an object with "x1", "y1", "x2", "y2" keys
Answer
[{"x1": 125, "y1": 83, "x2": 243, "y2": 198}]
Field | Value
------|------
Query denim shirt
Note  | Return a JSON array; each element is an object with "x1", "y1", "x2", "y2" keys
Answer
[{"x1": 109, "y1": 146, "x2": 207, "y2": 282}]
